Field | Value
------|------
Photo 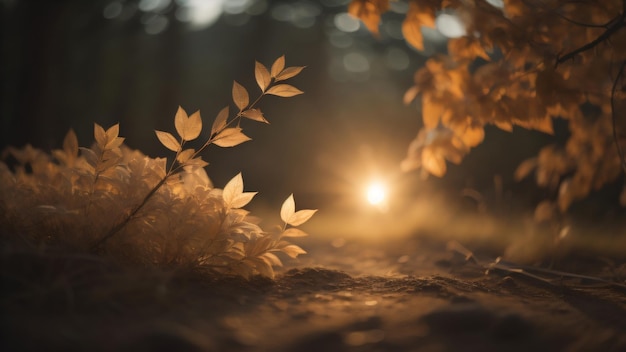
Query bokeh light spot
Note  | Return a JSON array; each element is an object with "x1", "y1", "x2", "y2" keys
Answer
[{"x1": 435, "y1": 13, "x2": 466, "y2": 38}]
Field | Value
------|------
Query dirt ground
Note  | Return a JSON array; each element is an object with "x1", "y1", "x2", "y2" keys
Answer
[{"x1": 2, "y1": 231, "x2": 626, "y2": 352}]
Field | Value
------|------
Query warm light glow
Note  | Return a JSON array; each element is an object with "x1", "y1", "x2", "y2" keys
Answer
[{"x1": 366, "y1": 182, "x2": 387, "y2": 205}]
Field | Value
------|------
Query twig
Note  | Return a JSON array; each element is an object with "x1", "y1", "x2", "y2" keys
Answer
[
  {"x1": 555, "y1": 13, "x2": 625, "y2": 67},
  {"x1": 611, "y1": 60, "x2": 626, "y2": 174}
]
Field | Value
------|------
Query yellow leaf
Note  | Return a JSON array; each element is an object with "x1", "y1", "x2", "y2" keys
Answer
[
  {"x1": 211, "y1": 106, "x2": 229, "y2": 135},
  {"x1": 223, "y1": 172, "x2": 244, "y2": 206},
  {"x1": 282, "y1": 228, "x2": 308, "y2": 238},
  {"x1": 255, "y1": 61, "x2": 271, "y2": 91},
  {"x1": 155, "y1": 130, "x2": 180, "y2": 152},
  {"x1": 185, "y1": 110, "x2": 203, "y2": 141},
  {"x1": 94, "y1": 123, "x2": 106, "y2": 148},
  {"x1": 280, "y1": 194, "x2": 295, "y2": 224},
  {"x1": 275, "y1": 66, "x2": 306, "y2": 81},
  {"x1": 281, "y1": 244, "x2": 306, "y2": 258},
  {"x1": 176, "y1": 148, "x2": 195, "y2": 163},
  {"x1": 232, "y1": 81, "x2": 249, "y2": 111},
  {"x1": 403, "y1": 86, "x2": 419, "y2": 105},
  {"x1": 174, "y1": 106, "x2": 188, "y2": 140},
  {"x1": 105, "y1": 123, "x2": 120, "y2": 141},
  {"x1": 271, "y1": 55, "x2": 285, "y2": 78},
  {"x1": 266, "y1": 84, "x2": 304, "y2": 97},
  {"x1": 287, "y1": 209, "x2": 317, "y2": 227},
  {"x1": 348, "y1": 0, "x2": 389, "y2": 36},
  {"x1": 213, "y1": 127, "x2": 251, "y2": 147},
  {"x1": 241, "y1": 108, "x2": 268, "y2": 123},
  {"x1": 231, "y1": 192, "x2": 258, "y2": 209}
]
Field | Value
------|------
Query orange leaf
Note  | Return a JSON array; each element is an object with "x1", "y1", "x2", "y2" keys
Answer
[
  {"x1": 422, "y1": 147, "x2": 446, "y2": 177},
  {"x1": 155, "y1": 130, "x2": 180, "y2": 152},
  {"x1": 241, "y1": 108, "x2": 268, "y2": 123},
  {"x1": 348, "y1": 0, "x2": 389, "y2": 35},
  {"x1": 232, "y1": 81, "x2": 249, "y2": 111},
  {"x1": 402, "y1": 15, "x2": 424, "y2": 50},
  {"x1": 211, "y1": 106, "x2": 229, "y2": 135},
  {"x1": 213, "y1": 127, "x2": 251, "y2": 147},
  {"x1": 255, "y1": 61, "x2": 271, "y2": 91},
  {"x1": 266, "y1": 84, "x2": 303, "y2": 97},
  {"x1": 275, "y1": 66, "x2": 306, "y2": 81},
  {"x1": 271, "y1": 55, "x2": 285, "y2": 78}
]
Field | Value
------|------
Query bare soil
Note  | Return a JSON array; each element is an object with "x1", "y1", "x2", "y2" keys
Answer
[{"x1": 2, "y1": 235, "x2": 626, "y2": 352}]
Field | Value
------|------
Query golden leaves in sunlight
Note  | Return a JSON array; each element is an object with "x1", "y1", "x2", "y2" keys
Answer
[
  {"x1": 348, "y1": 0, "x2": 389, "y2": 35},
  {"x1": 0, "y1": 55, "x2": 311, "y2": 280},
  {"x1": 402, "y1": 0, "x2": 436, "y2": 51}
]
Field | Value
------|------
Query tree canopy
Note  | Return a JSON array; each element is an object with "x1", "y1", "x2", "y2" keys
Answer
[{"x1": 349, "y1": 0, "x2": 626, "y2": 214}]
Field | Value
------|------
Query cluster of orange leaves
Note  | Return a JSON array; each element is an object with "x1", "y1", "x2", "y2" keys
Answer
[{"x1": 349, "y1": 0, "x2": 626, "y2": 212}]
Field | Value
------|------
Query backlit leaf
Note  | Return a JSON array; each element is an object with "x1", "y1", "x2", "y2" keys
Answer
[
  {"x1": 211, "y1": 106, "x2": 229, "y2": 135},
  {"x1": 402, "y1": 17, "x2": 424, "y2": 50},
  {"x1": 223, "y1": 172, "x2": 244, "y2": 206},
  {"x1": 255, "y1": 61, "x2": 271, "y2": 91},
  {"x1": 275, "y1": 66, "x2": 306, "y2": 81},
  {"x1": 282, "y1": 228, "x2": 308, "y2": 238},
  {"x1": 231, "y1": 192, "x2": 258, "y2": 209},
  {"x1": 63, "y1": 129, "x2": 78, "y2": 158},
  {"x1": 266, "y1": 84, "x2": 303, "y2": 97},
  {"x1": 271, "y1": 55, "x2": 285, "y2": 78},
  {"x1": 281, "y1": 244, "x2": 306, "y2": 258},
  {"x1": 422, "y1": 148, "x2": 446, "y2": 177},
  {"x1": 155, "y1": 130, "x2": 180, "y2": 152},
  {"x1": 232, "y1": 81, "x2": 249, "y2": 111},
  {"x1": 213, "y1": 128, "x2": 251, "y2": 147},
  {"x1": 287, "y1": 209, "x2": 317, "y2": 227},
  {"x1": 174, "y1": 106, "x2": 188, "y2": 140},
  {"x1": 403, "y1": 86, "x2": 419, "y2": 105},
  {"x1": 241, "y1": 108, "x2": 268, "y2": 123},
  {"x1": 94, "y1": 123, "x2": 106, "y2": 148},
  {"x1": 177, "y1": 148, "x2": 195, "y2": 163},
  {"x1": 186, "y1": 110, "x2": 203, "y2": 140},
  {"x1": 280, "y1": 194, "x2": 295, "y2": 224},
  {"x1": 105, "y1": 123, "x2": 120, "y2": 141}
]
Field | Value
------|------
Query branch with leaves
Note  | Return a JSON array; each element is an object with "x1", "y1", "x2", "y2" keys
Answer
[{"x1": 91, "y1": 56, "x2": 305, "y2": 251}]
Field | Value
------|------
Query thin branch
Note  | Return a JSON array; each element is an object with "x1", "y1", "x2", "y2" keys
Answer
[
  {"x1": 611, "y1": 60, "x2": 626, "y2": 174},
  {"x1": 555, "y1": 11, "x2": 611, "y2": 28},
  {"x1": 555, "y1": 13, "x2": 626, "y2": 67}
]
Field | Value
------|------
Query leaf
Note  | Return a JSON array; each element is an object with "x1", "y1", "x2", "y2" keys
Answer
[
  {"x1": 232, "y1": 81, "x2": 249, "y2": 111},
  {"x1": 280, "y1": 194, "x2": 295, "y2": 224},
  {"x1": 275, "y1": 66, "x2": 306, "y2": 81},
  {"x1": 105, "y1": 123, "x2": 120, "y2": 141},
  {"x1": 174, "y1": 106, "x2": 202, "y2": 141},
  {"x1": 347, "y1": 0, "x2": 388, "y2": 36},
  {"x1": 241, "y1": 108, "x2": 268, "y2": 123},
  {"x1": 281, "y1": 244, "x2": 306, "y2": 258},
  {"x1": 79, "y1": 147, "x2": 98, "y2": 168},
  {"x1": 282, "y1": 228, "x2": 308, "y2": 238},
  {"x1": 422, "y1": 97, "x2": 443, "y2": 129},
  {"x1": 255, "y1": 61, "x2": 271, "y2": 91},
  {"x1": 223, "y1": 172, "x2": 244, "y2": 206},
  {"x1": 514, "y1": 157, "x2": 537, "y2": 181},
  {"x1": 286, "y1": 209, "x2": 317, "y2": 227},
  {"x1": 266, "y1": 84, "x2": 304, "y2": 97},
  {"x1": 185, "y1": 157, "x2": 209, "y2": 168},
  {"x1": 261, "y1": 252, "x2": 282, "y2": 266},
  {"x1": 212, "y1": 106, "x2": 229, "y2": 135},
  {"x1": 422, "y1": 147, "x2": 446, "y2": 177},
  {"x1": 177, "y1": 148, "x2": 195, "y2": 163},
  {"x1": 213, "y1": 128, "x2": 251, "y2": 147},
  {"x1": 94, "y1": 123, "x2": 107, "y2": 148},
  {"x1": 231, "y1": 192, "x2": 258, "y2": 209},
  {"x1": 106, "y1": 137, "x2": 125, "y2": 150},
  {"x1": 271, "y1": 55, "x2": 285, "y2": 78},
  {"x1": 403, "y1": 86, "x2": 419, "y2": 105},
  {"x1": 155, "y1": 130, "x2": 181, "y2": 152},
  {"x1": 186, "y1": 110, "x2": 203, "y2": 140},
  {"x1": 402, "y1": 17, "x2": 424, "y2": 50},
  {"x1": 63, "y1": 129, "x2": 78, "y2": 158}
]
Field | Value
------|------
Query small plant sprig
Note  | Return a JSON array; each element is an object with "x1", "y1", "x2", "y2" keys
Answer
[{"x1": 91, "y1": 55, "x2": 305, "y2": 251}]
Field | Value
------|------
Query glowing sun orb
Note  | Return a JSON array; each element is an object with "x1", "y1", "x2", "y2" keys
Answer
[{"x1": 366, "y1": 182, "x2": 387, "y2": 205}]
